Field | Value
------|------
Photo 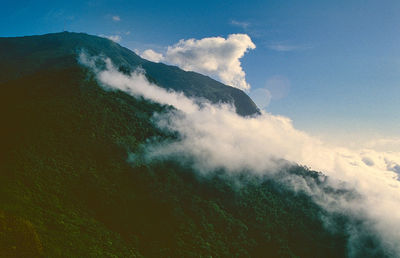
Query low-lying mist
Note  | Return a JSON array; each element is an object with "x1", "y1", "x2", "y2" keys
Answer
[{"x1": 80, "y1": 52, "x2": 400, "y2": 256}]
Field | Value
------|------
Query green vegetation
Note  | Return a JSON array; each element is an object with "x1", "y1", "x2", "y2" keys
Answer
[
  {"x1": 0, "y1": 65, "x2": 353, "y2": 257},
  {"x1": 0, "y1": 210, "x2": 43, "y2": 257},
  {"x1": 0, "y1": 32, "x2": 387, "y2": 257}
]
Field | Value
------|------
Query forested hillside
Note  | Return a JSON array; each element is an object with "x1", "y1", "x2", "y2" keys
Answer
[{"x1": 0, "y1": 32, "x2": 386, "y2": 257}]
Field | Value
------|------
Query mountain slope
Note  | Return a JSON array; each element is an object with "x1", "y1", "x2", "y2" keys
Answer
[
  {"x1": 0, "y1": 32, "x2": 259, "y2": 116},
  {"x1": 0, "y1": 66, "x2": 352, "y2": 257},
  {"x1": 0, "y1": 32, "x2": 386, "y2": 257}
]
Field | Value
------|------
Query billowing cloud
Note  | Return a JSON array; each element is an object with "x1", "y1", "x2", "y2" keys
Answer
[
  {"x1": 99, "y1": 34, "x2": 121, "y2": 43},
  {"x1": 141, "y1": 34, "x2": 255, "y2": 91},
  {"x1": 362, "y1": 157, "x2": 374, "y2": 166},
  {"x1": 364, "y1": 137, "x2": 400, "y2": 152},
  {"x1": 140, "y1": 49, "x2": 164, "y2": 63},
  {"x1": 112, "y1": 15, "x2": 121, "y2": 22},
  {"x1": 385, "y1": 158, "x2": 400, "y2": 175},
  {"x1": 80, "y1": 53, "x2": 400, "y2": 256}
]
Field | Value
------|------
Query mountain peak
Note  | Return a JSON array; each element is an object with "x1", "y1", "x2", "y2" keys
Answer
[{"x1": 0, "y1": 32, "x2": 260, "y2": 116}]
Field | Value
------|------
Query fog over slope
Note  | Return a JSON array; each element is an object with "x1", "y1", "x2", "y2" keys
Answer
[{"x1": 81, "y1": 53, "x2": 400, "y2": 256}]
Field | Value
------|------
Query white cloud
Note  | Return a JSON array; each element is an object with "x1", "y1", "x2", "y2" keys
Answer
[
  {"x1": 99, "y1": 34, "x2": 121, "y2": 43},
  {"x1": 80, "y1": 54, "x2": 400, "y2": 256},
  {"x1": 112, "y1": 15, "x2": 121, "y2": 21},
  {"x1": 141, "y1": 34, "x2": 255, "y2": 91},
  {"x1": 364, "y1": 138, "x2": 400, "y2": 152},
  {"x1": 165, "y1": 34, "x2": 255, "y2": 91},
  {"x1": 230, "y1": 20, "x2": 250, "y2": 29},
  {"x1": 140, "y1": 49, "x2": 164, "y2": 63},
  {"x1": 267, "y1": 42, "x2": 312, "y2": 52}
]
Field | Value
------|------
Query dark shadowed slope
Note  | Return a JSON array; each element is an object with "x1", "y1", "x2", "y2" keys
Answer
[
  {"x1": 0, "y1": 32, "x2": 259, "y2": 116},
  {"x1": 0, "y1": 65, "x2": 352, "y2": 257},
  {"x1": 0, "y1": 32, "x2": 387, "y2": 257}
]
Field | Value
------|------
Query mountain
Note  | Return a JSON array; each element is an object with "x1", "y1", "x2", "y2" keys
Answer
[
  {"x1": 0, "y1": 32, "x2": 259, "y2": 116},
  {"x1": 0, "y1": 32, "x2": 386, "y2": 257}
]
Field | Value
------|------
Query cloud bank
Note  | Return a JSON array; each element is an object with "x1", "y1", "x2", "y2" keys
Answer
[
  {"x1": 140, "y1": 34, "x2": 255, "y2": 91},
  {"x1": 364, "y1": 137, "x2": 400, "y2": 152},
  {"x1": 80, "y1": 53, "x2": 400, "y2": 256}
]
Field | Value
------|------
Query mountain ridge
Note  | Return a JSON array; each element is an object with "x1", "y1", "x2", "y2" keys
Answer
[
  {"x1": 0, "y1": 31, "x2": 387, "y2": 257},
  {"x1": 0, "y1": 31, "x2": 260, "y2": 116}
]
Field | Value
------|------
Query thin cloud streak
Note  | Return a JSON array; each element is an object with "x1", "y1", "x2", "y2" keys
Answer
[
  {"x1": 267, "y1": 42, "x2": 313, "y2": 52},
  {"x1": 99, "y1": 34, "x2": 121, "y2": 43},
  {"x1": 230, "y1": 20, "x2": 250, "y2": 29}
]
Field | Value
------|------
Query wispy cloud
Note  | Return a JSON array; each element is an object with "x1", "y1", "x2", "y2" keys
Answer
[
  {"x1": 80, "y1": 53, "x2": 400, "y2": 256},
  {"x1": 112, "y1": 15, "x2": 121, "y2": 22},
  {"x1": 267, "y1": 42, "x2": 312, "y2": 52},
  {"x1": 230, "y1": 20, "x2": 250, "y2": 29},
  {"x1": 248, "y1": 88, "x2": 272, "y2": 109},
  {"x1": 99, "y1": 34, "x2": 121, "y2": 43}
]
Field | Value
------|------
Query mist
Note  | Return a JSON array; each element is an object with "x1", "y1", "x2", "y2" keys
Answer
[{"x1": 80, "y1": 53, "x2": 400, "y2": 256}]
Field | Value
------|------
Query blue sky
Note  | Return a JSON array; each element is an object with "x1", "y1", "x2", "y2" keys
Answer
[{"x1": 1, "y1": 0, "x2": 400, "y2": 144}]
